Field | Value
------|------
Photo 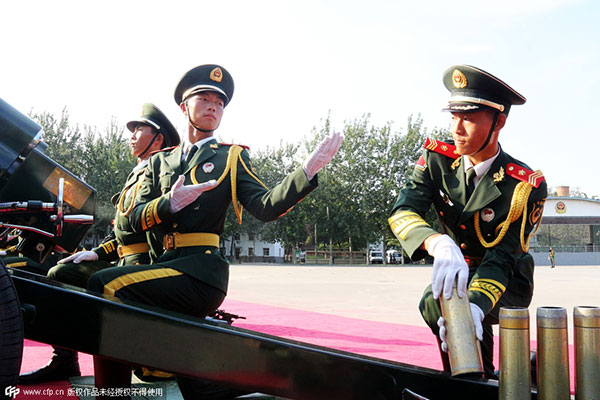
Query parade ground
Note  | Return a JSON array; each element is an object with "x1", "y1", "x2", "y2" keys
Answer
[{"x1": 17, "y1": 263, "x2": 599, "y2": 399}]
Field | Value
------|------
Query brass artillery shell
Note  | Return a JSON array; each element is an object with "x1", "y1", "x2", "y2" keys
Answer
[
  {"x1": 499, "y1": 307, "x2": 531, "y2": 400},
  {"x1": 439, "y1": 286, "x2": 483, "y2": 376},
  {"x1": 574, "y1": 306, "x2": 600, "y2": 400},
  {"x1": 537, "y1": 307, "x2": 570, "y2": 400}
]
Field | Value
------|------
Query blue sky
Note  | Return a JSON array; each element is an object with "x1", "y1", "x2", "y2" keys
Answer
[{"x1": 2, "y1": 0, "x2": 599, "y2": 196}]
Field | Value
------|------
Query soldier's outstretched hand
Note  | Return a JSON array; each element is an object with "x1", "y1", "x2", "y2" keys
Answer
[
  {"x1": 427, "y1": 234, "x2": 469, "y2": 299},
  {"x1": 169, "y1": 175, "x2": 218, "y2": 213},
  {"x1": 303, "y1": 132, "x2": 344, "y2": 180}
]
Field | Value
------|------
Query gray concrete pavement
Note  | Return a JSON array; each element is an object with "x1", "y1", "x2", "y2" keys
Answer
[{"x1": 228, "y1": 263, "x2": 600, "y2": 341}]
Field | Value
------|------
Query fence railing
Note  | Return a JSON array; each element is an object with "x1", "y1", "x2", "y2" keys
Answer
[{"x1": 531, "y1": 244, "x2": 600, "y2": 253}]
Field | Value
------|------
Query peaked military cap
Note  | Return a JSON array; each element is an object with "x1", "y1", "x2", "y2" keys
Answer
[
  {"x1": 174, "y1": 64, "x2": 234, "y2": 106},
  {"x1": 442, "y1": 65, "x2": 526, "y2": 114},
  {"x1": 126, "y1": 103, "x2": 180, "y2": 147}
]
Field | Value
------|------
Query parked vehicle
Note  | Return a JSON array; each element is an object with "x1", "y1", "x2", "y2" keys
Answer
[
  {"x1": 386, "y1": 250, "x2": 402, "y2": 264},
  {"x1": 368, "y1": 250, "x2": 384, "y2": 264}
]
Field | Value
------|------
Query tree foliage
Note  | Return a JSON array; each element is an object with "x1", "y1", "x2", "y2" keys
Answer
[{"x1": 30, "y1": 109, "x2": 135, "y2": 243}]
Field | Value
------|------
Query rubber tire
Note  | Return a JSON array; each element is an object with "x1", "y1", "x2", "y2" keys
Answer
[{"x1": 0, "y1": 260, "x2": 23, "y2": 400}]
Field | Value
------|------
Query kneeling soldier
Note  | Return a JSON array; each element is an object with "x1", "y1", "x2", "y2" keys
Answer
[{"x1": 389, "y1": 65, "x2": 547, "y2": 377}]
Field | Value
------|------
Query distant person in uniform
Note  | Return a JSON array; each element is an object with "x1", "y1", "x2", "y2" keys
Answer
[
  {"x1": 388, "y1": 65, "x2": 547, "y2": 377},
  {"x1": 548, "y1": 247, "x2": 555, "y2": 268},
  {"x1": 19, "y1": 103, "x2": 179, "y2": 385},
  {"x1": 87, "y1": 64, "x2": 343, "y2": 399}
]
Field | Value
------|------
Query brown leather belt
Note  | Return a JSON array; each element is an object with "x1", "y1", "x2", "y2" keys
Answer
[
  {"x1": 117, "y1": 242, "x2": 150, "y2": 258},
  {"x1": 163, "y1": 232, "x2": 219, "y2": 251}
]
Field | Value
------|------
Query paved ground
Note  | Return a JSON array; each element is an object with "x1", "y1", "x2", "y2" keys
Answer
[{"x1": 228, "y1": 263, "x2": 600, "y2": 342}]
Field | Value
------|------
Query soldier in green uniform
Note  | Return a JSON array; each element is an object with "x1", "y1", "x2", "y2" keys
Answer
[
  {"x1": 388, "y1": 65, "x2": 547, "y2": 377},
  {"x1": 19, "y1": 103, "x2": 179, "y2": 385},
  {"x1": 548, "y1": 247, "x2": 555, "y2": 268},
  {"x1": 87, "y1": 64, "x2": 343, "y2": 399}
]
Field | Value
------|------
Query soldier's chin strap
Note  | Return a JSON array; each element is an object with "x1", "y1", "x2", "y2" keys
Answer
[
  {"x1": 183, "y1": 100, "x2": 214, "y2": 133},
  {"x1": 137, "y1": 132, "x2": 161, "y2": 160},
  {"x1": 474, "y1": 110, "x2": 500, "y2": 155}
]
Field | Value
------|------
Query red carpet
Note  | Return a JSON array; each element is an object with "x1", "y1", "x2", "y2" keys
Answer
[
  {"x1": 18, "y1": 299, "x2": 577, "y2": 397},
  {"x1": 221, "y1": 299, "x2": 443, "y2": 369}
]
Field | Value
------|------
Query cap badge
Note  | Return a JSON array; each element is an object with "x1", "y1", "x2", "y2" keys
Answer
[
  {"x1": 210, "y1": 67, "x2": 223, "y2": 82},
  {"x1": 481, "y1": 208, "x2": 495, "y2": 222},
  {"x1": 452, "y1": 69, "x2": 468, "y2": 89},
  {"x1": 203, "y1": 162, "x2": 215, "y2": 173}
]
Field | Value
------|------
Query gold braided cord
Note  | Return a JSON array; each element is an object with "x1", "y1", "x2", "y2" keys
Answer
[
  {"x1": 229, "y1": 147, "x2": 243, "y2": 224},
  {"x1": 190, "y1": 146, "x2": 239, "y2": 186},
  {"x1": 117, "y1": 179, "x2": 142, "y2": 217},
  {"x1": 239, "y1": 157, "x2": 269, "y2": 190},
  {"x1": 522, "y1": 201, "x2": 544, "y2": 252},
  {"x1": 474, "y1": 181, "x2": 533, "y2": 251},
  {"x1": 190, "y1": 145, "x2": 245, "y2": 224}
]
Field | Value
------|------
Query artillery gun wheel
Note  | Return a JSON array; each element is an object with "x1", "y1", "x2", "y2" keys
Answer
[{"x1": 0, "y1": 259, "x2": 23, "y2": 398}]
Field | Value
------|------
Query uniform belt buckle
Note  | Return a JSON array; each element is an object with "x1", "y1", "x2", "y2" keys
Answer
[{"x1": 165, "y1": 233, "x2": 176, "y2": 250}]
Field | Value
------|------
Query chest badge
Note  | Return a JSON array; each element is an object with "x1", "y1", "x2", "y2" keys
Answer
[
  {"x1": 481, "y1": 208, "x2": 495, "y2": 222},
  {"x1": 439, "y1": 190, "x2": 454, "y2": 206},
  {"x1": 202, "y1": 163, "x2": 215, "y2": 174}
]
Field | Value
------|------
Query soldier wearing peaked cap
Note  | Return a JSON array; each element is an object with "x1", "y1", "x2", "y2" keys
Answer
[
  {"x1": 87, "y1": 64, "x2": 343, "y2": 398},
  {"x1": 389, "y1": 65, "x2": 547, "y2": 377},
  {"x1": 18, "y1": 103, "x2": 179, "y2": 386}
]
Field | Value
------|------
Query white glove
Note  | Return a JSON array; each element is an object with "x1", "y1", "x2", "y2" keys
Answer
[
  {"x1": 58, "y1": 250, "x2": 98, "y2": 264},
  {"x1": 302, "y1": 132, "x2": 344, "y2": 180},
  {"x1": 437, "y1": 303, "x2": 484, "y2": 352},
  {"x1": 169, "y1": 175, "x2": 218, "y2": 213},
  {"x1": 428, "y1": 234, "x2": 469, "y2": 299},
  {"x1": 0, "y1": 250, "x2": 6, "y2": 256}
]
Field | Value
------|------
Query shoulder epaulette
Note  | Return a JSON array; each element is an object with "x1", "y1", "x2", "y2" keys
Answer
[
  {"x1": 506, "y1": 163, "x2": 545, "y2": 188},
  {"x1": 149, "y1": 145, "x2": 179, "y2": 156},
  {"x1": 424, "y1": 138, "x2": 459, "y2": 159},
  {"x1": 218, "y1": 143, "x2": 250, "y2": 150}
]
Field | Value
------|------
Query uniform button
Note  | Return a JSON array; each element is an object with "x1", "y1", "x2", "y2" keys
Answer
[
  {"x1": 439, "y1": 211, "x2": 444, "y2": 217},
  {"x1": 205, "y1": 250, "x2": 212, "y2": 254},
  {"x1": 173, "y1": 223, "x2": 178, "y2": 228},
  {"x1": 460, "y1": 243, "x2": 468, "y2": 250},
  {"x1": 460, "y1": 225, "x2": 466, "y2": 230}
]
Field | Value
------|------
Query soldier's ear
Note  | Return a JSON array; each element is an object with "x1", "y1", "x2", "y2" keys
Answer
[
  {"x1": 180, "y1": 102, "x2": 188, "y2": 116},
  {"x1": 494, "y1": 113, "x2": 507, "y2": 131}
]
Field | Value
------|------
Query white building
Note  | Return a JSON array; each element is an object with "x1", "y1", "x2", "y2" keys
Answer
[{"x1": 221, "y1": 232, "x2": 285, "y2": 263}]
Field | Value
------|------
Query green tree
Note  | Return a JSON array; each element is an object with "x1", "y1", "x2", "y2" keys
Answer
[{"x1": 30, "y1": 108, "x2": 85, "y2": 176}]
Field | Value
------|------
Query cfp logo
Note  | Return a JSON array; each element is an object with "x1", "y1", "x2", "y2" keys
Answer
[{"x1": 4, "y1": 386, "x2": 20, "y2": 399}]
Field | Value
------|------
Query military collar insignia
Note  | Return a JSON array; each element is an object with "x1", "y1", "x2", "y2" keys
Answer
[
  {"x1": 203, "y1": 162, "x2": 215, "y2": 173},
  {"x1": 451, "y1": 157, "x2": 461, "y2": 170},
  {"x1": 506, "y1": 163, "x2": 545, "y2": 188},
  {"x1": 424, "y1": 138, "x2": 459, "y2": 159},
  {"x1": 210, "y1": 143, "x2": 219, "y2": 149},
  {"x1": 493, "y1": 166, "x2": 505, "y2": 183}
]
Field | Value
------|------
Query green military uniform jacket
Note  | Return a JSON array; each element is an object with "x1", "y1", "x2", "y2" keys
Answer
[
  {"x1": 93, "y1": 165, "x2": 160, "y2": 266},
  {"x1": 390, "y1": 139, "x2": 547, "y2": 315},
  {"x1": 129, "y1": 138, "x2": 317, "y2": 293}
]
